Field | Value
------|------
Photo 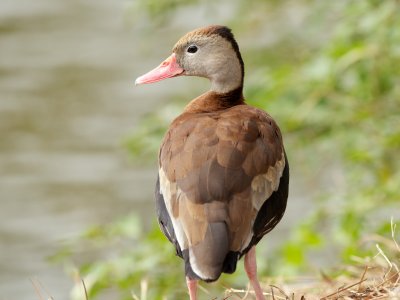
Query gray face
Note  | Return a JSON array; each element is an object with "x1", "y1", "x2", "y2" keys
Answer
[
  {"x1": 175, "y1": 38, "x2": 210, "y2": 77},
  {"x1": 173, "y1": 35, "x2": 243, "y2": 93}
]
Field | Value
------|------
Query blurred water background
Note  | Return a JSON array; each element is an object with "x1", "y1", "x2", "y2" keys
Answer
[{"x1": 0, "y1": 0, "x2": 167, "y2": 298}]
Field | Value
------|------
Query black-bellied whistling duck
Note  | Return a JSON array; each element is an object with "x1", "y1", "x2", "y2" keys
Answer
[{"x1": 135, "y1": 25, "x2": 289, "y2": 300}]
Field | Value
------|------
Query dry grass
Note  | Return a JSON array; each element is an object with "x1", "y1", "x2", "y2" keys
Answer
[
  {"x1": 225, "y1": 220, "x2": 400, "y2": 300},
  {"x1": 224, "y1": 254, "x2": 399, "y2": 299}
]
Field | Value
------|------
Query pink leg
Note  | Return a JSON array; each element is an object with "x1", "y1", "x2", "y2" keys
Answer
[
  {"x1": 186, "y1": 277, "x2": 198, "y2": 300},
  {"x1": 244, "y1": 246, "x2": 266, "y2": 300}
]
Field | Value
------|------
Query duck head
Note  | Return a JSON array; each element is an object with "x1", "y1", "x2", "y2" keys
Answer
[{"x1": 135, "y1": 25, "x2": 244, "y2": 94}]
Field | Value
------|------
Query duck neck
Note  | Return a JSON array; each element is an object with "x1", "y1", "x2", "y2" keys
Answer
[
  {"x1": 210, "y1": 68, "x2": 243, "y2": 94},
  {"x1": 210, "y1": 49, "x2": 244, "y2": 95},
  {"x1": 184, "y1": 86, "x2": 245, "y2": 113}
]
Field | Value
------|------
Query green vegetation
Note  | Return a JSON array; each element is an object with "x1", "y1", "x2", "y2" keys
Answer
[{"x1": 58, "y1": 0, "x2": 400, "y2": 298}]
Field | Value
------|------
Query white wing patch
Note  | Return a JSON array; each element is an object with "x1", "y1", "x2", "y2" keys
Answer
[
  {"x1": 240, "y1": 153, "x2": 286, "y2": 251},
  {"x1": 159, "y1": 168, "x2": 188, "y2": 250}
]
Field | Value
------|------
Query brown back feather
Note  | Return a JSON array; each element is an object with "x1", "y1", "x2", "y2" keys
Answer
[{"x1": 159, "y1": 104, "x2": 285, "y2": 252}]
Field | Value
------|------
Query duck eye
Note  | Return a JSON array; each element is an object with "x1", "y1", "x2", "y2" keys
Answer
[{"x1": 187, "y1": 45, "x2": 198, "y2": 53}]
